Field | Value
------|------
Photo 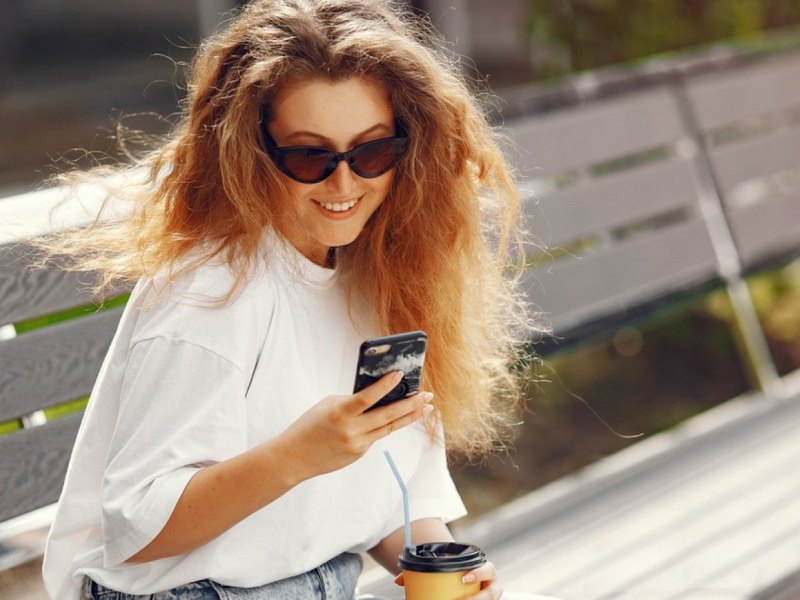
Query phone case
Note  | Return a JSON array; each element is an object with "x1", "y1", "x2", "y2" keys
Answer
[{"x1": 354, "y1": 331, "x2": 428, "y2": 410}]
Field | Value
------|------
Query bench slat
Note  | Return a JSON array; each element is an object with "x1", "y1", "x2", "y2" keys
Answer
[
  {"x1": 0, "y1": 242, "x2": 102, "y2": 325},
  {"x1": 0, "y1": 412, "x2": 83, "y2": 522},
  {"x1": 465, "y1": 392, "x2": 800, "y2": 599},
  {"x1": 707, "y1": 126, "x2": 800, "y2": 192},
  {"x1": 512, "y1": 420, "x2": 800, "y2": 587},
  {"x1": 0, "y1": 177, "x2": 133, "y2": 247},
  {"x1": 705, "y1": 523, "x2": 800, "y2": 598},
  {"x1": 686, "y1": 57, "x2": 800, "y2": 130},
  {"x1": 614, "y1": 482, "x2": 800, "y2": 599},
  {"x1": 523, "y1": 220, "x2": 718, "y2": 334},
  {"x1": 523, "y1": 157, "x2": 701, "y2": 248},
  {"x1": 728, "y1": 190, "x2": 800, "y2": 268},
  {"x1": 0, "y1": 308, "x2": 122, "y2": 421},
  {"x1": 506, "y1": 88, "x2": 686, "y2": 177}
]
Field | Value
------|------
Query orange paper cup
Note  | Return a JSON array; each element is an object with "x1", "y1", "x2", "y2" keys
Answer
[{"x1": 399, "y1": 542, "x2": 486, "y2": 600}]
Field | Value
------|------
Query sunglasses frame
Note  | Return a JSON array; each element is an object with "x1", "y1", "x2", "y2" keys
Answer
[{"x1": 261, "y1": 119, "x2": 409, "y2": 184}]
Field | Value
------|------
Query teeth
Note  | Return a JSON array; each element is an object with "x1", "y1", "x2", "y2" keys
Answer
[{"x1": 322, "y1": 199, "x2": 358, "y2": 212}]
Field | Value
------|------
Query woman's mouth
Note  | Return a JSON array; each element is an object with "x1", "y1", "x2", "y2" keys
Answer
[{"x1": 316, "y1": 197, "x2": 360, "y2": 214}]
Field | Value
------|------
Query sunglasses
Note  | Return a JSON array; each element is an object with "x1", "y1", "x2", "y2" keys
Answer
[{"x1": 261, "y1": 121, "x2": 409, "y2": 184}]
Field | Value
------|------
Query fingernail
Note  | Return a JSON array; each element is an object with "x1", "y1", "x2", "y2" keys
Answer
[
  {"x1": 394, "y1": 370, "x2": 405, "y2": 382},
  {"x1": 462, "y1": 574, "x2": 476, "y2": 583},
  {"x1": 423, "y1": 392, "x2": 434, "y2": 402},
  {"x1": 422, "y1": 404, "x2": 434, "y2": 415}
]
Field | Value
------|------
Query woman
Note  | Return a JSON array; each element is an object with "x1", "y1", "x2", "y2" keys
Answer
[{"x1": 41, "y1": 1, "x2": 538, "y2": 598}]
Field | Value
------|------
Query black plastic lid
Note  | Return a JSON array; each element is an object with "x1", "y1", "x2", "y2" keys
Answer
[{"x1": 398, "y1": 542, "x2": 486, "y2": 573}]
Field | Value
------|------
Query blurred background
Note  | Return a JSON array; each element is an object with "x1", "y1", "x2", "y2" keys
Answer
[{"x1": 1, "y1": 0, "x2": 800, "y2": 550}]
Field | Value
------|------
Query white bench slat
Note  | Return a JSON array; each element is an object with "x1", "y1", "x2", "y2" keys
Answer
[
  {"x1": 700, "y1": 522, "x2": 800, "y2": 598},
  {"x1": 505, "y1": 88, "x2": 686, "y2": 177},
  {"x1": 685, "y1": 57, "x2": 800, "y2": 131},
  {"x1": 621, "y1": 482, "x2": 800, "y2": 599},
  {"x1": 502, "y1": 417, "x2": 800, "y2": 594},
  {"x1": 472, "y1": 393, "x2": 800, "y2": 599},
  {"x1": 0, "y1": 177, "x2": 133, "y2": 247}
]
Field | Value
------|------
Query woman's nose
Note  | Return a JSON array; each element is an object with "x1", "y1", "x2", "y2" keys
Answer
[{"x1": 326, "y1": 159, "x2": 358, "y2": 195}]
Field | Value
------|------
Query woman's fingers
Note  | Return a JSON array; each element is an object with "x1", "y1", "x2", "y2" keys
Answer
[
  {"x1": 363, "y1": 392, "x2": 433, "y2": 438},
  {"x1": 463, "y1": 561, "x2": 497, "y2": 585},
  {"x1": 466, "y1": 582, "x2": 503, "y2": 599},
  {"x1": 346, "y1": 370, "x2": 405, "y2": 414},
  {"x1": 463, "y1": 561, "x2": 503, "y2": 599},
  {"x1": 287, "y1": 373, "x2": 434, "y2": 477}
]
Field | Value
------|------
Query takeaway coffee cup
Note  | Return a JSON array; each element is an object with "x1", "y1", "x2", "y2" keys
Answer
[{"x1": 398, "y1": 541, "x2": 486, "y2": 600}]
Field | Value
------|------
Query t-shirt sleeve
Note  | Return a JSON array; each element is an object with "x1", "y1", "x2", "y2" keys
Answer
[
  {"x1": 100, "y1": 335, "x2": 249, "y2": 567},
  {"x1": 405, "y1": 427, "x2": 468, "y2": 526}
]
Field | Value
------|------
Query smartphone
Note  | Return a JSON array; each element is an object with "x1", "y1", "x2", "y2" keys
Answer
[{"x1": 353, "y1": 331, "x2": 428, "y2": 411}]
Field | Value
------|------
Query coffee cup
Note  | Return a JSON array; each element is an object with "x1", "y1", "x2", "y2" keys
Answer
[{"x1": 398, "y1": 541, "x2": 486, "y2": 600}]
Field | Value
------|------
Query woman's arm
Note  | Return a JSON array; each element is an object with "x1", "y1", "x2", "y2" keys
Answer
[
  {"x1": 127, "y1": 431, "x2": 302, "y2": 562},
  {"x1": 128, "y1": 371, "x2": 432, "y2": 563}
]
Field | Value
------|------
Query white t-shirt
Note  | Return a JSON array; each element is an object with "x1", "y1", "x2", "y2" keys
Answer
[{"x1": 42, "y1": 239, "x2": 466, "y2": 599}]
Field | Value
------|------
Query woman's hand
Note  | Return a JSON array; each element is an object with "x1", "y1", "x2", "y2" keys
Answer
[
  {"x1": 377, "y1": 520, "x2": 504, "y2": 600},
  {"x1": 393, "y1": 560, "x2": 503, "y2": 599},
  {"x1": 461, "y1": 561, "x2": 504, "y2": 599},
  {"x1": 281, "y1": 371, "x2": 433, "y2": 480}
]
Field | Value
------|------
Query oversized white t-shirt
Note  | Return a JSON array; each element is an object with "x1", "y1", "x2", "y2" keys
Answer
[{"x1": 42, "y1": 239, "x2": 466, "y2": 599}]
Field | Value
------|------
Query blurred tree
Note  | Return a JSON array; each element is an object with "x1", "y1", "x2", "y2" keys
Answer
[{"x1": 527, "y1": 0, "x2": 800, "y2": 78}]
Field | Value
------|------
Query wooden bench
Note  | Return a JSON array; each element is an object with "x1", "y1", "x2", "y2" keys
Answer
[
  {"x1": 361, "y1": 51, "x2": 800, "y2": 598},
  {"x1": 1, "y1": 50, "x2": 799, "y2": 598},
  {"x1": 0, "y1": 182, "x2": 128, "y2": 571}
]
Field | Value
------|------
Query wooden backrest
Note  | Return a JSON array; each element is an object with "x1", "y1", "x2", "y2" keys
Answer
[
  {"x1": 503, "y1": 86, "x2": 720, "y2": 339},
  {"x1": 685, "y1": 55, "x2": 800, "y2": 270},
  {"x1": 0, "y1": 186, "x2": 124, "y2": 522}
]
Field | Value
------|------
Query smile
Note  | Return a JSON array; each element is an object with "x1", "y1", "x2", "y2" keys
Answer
[{"x1": 317, "y1": 197, "x2": 360, "y2": 213}]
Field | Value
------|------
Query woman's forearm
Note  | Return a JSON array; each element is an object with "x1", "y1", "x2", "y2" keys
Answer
[
  {"x1": 127, "y1": 375, "x2": 427, "y2": 564},
  {"x1": 126, "y1": 431, "x2": 304, "y2": 563}
]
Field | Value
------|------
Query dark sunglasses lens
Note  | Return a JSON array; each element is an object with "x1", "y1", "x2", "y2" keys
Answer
[
  {"x1": 280, "y1": 148, "x2": 336, "y2": 183},
  {"x1": 350, "y1": 138, "x2": 408, "y2": 178}
]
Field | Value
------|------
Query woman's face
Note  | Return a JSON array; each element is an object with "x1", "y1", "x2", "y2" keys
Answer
[{"x1": 267, "y1": 77, "x2": 397, "y2": 266}]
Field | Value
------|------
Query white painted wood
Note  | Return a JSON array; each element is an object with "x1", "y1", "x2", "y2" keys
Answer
[{"x1": 478, "y1": 392, "x2": 800, "y2": 599}]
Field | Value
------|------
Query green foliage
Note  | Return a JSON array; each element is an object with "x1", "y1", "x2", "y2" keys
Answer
[{"x1": 526, "y1": 0, "x2": 800, "y2": 77}]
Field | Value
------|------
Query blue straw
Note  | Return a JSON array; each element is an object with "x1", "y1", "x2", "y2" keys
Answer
[{"x1": 383, "y1": 450, "x2": 413, "y2": 551}]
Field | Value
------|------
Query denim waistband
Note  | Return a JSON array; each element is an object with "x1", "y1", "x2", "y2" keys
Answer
[{"x1": 83, "y1": 552, "x2": 364, "y2": 600}]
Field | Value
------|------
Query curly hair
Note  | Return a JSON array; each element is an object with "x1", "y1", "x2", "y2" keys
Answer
[{"x1": 38, "y1": 0, "x2": 534, "y2": 458}]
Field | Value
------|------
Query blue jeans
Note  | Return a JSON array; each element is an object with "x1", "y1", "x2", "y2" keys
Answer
[{"x1": 82, "y1": 552, "x2": 363, "y2": 599}]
